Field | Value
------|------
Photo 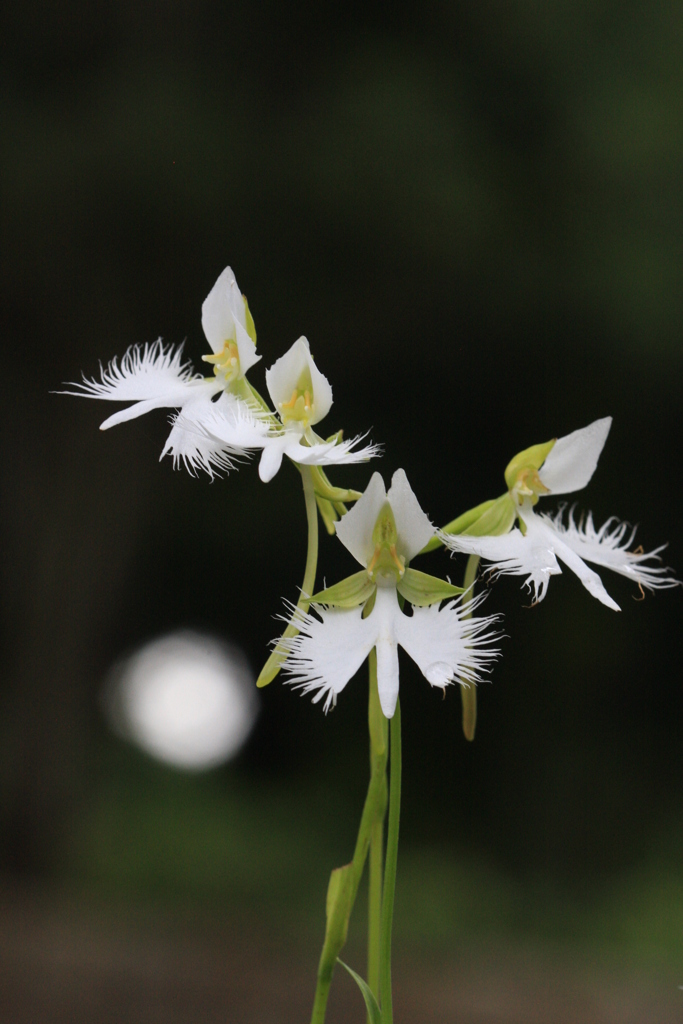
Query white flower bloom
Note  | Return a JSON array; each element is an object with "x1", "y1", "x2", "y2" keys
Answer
[
  {"x1": 281, "y1": 470, "x2": 499, "y2": 717},
  {"x1": 254, "y1": 336, "x2": 381, "y2": 482},
  {"x1": 443, "y1": 418, "x2": 678, "y2": 609},
  {"x1": 266, "y1": 335, "x2": 332, "y2": 427},
  {"x1": 64, "y1": 273, "x2": 378, "y2": 482},
  {"x1": 200, "y1": 266, "x2": 261, "y2": 380},
  {"x1": 62, "y1": 267, "x2": 268, "y2": 475}
]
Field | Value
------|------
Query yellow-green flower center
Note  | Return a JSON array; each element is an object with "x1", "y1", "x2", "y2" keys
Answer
[
  {"x1": 366, "y1": 502, "x2": 405, "y2": 584},
  {"x1": 278, "y1": 368, "x2": 315, "y2": 425},
  {"x1": 202, "y1": 340, "x2": 240, "y2": 383},
  {"x1": 508, "y1": 465, "x2": 550, "y2": 507}
]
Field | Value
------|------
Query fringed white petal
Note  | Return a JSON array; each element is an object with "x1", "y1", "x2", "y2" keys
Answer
[
  {"x1": 257, "y1": 422, "x2": 381, "y2": 483},
  {"x1": 443, "y1": 506, "x2": 627, "y2": 610},
  {"x1": 285, "y1": 433, "x2": 382, "y2": 469},
  {"x1": 61, "y1": 341, "x2": 219, "y2": 429},
  {"x1": 443, "y1": 526, "x2": 562, "y2": 605},
  {"x1": 200, "y1": 394, "x2": 274, "y2": 450},
  {"x1": 161, "y1": 392, "x2": 269, "y2": 478},
  {"x1": 281, "y1": 585, "x2": 501, "y2": 719},
  {"x1": 335, "y1": 473, "x2": 388, "y2": 566},
  {"x1": 63, "y1": 340, "x2": 198, "y2": 401},
  {"x1": 548, "y1": 531, "x2": 621, "y2": 611},
  {"x1": 161, "y1": 393, "x2": 261, "y2": 478},
  {"x1": 280, "y1": 603, "x2": 378, "y2": 712},
  {"x1": 387, "y1": 469, "x2": 435, "y2": 561},
  {"x1": 393, "y1": 590, "x2": 500, "y2": 691},
  {"x1": 538, "y1": 417, "x2": 612, "y2": 495},
  {"x1": 161, "y1": 421, "x2": 239, "y2": 478},
  {"x1": 545, "y1": 507, "x2": 680, "y2": 595}
]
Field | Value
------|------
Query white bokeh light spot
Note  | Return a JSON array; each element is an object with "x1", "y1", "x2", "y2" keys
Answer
[{"x1": 106, "y1": 631, "x2": 258, "y2": 770}]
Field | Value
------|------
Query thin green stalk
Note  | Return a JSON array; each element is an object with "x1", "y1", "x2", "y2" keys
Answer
[
  {"x1": 368, "y1": 816, "x2": 383, "y2": 1002},
  {"x1": 309, "y1": 674, "x2": 388, "y2": 1024},
  {"x1": 300, "y1": 465, "x2": 320, "y2": 599},
  {"x1": 257, "y1": 464, "x2": 318, "y2": 687},
  {"x1": 367, "y1": 649, "x2": 388, "y2": 1009},
  {"x1": 460, "y1": 554, "x2": 480, "y2": 741},
  {"x1": 379, "y1": 701, "x2": 402, "y2": 1024}
]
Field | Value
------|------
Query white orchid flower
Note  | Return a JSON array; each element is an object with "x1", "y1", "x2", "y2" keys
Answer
[
  {"x1": 442, "y1": 418, "x2": 678, "y2": 610},
  {"x1": 281, "y1": 470, "x2": 499, "y2": 718},
  {"x1": 236, "y1": 335, "x2": 380, "y2": 483},
  {"x1": 62, "y1": 266, "x2": 271, "y2": 476}
]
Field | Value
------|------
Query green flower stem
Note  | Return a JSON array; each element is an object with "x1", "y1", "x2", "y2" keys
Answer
[
  {"x1": 367, "y1": 649, "x2": 388, "y2": 1009},
  {"x1": 368, "y1": 815, "x2": 384, "y2": 1002},
  {"x1": 379, "y1": 700, "x2": 402, "y2": 1024},
  {"x1": 460, "y1": 554, "x2": 480, "y2": 741},
  {"x1": 300, "y1": 464, "x2": 320, "y2": 599},
  {"x1": 309, "y1": 664, "x2": 388, "y2": 1024},
  {"x1": 311, "y1": 729, "x2": 389, "y2": 1015},
  {"x1": 257, "y1": 464, "x2": 319, "y2": 688}
]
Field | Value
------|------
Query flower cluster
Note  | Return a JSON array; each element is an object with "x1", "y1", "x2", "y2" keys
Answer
[
  {"x1": 63, "y1": 263, "x2": 680, "y2": 1024},
  {"x1": 64, "y1": 266, "x2": 379, "y2": 481},
  {"x1": 63, "y1": 266, "x2": 678, "y2": 720}
]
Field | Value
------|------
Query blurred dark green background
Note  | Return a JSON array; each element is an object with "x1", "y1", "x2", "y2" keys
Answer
[{"x1": 1, "y1": 1, "x2": 682, "y2": 1020}]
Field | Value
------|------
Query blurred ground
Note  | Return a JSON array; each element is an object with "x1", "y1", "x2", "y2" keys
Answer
[{"x1": 0, "y1": 881, "x2": 680, "y2": 1024}]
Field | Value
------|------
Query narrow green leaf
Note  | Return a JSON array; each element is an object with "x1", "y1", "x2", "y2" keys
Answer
[
  {"x1": 338, "y1": 959, "x2": 381, "y2": 1024},
  {"x1": 397, "y1": 567, "x2": 464, "y2": 606},
  {"x1": 310, "y1": 571, "x2": 376, "y2": 609}
]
